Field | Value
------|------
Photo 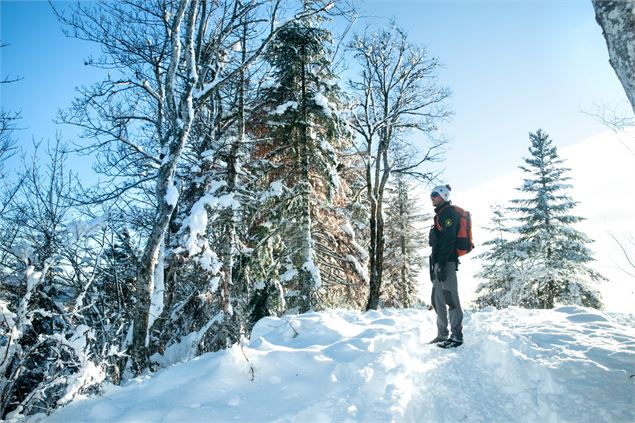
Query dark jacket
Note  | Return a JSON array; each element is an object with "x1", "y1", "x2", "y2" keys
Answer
[{"x1": 429, "y1": 201, "x2": 459, "y2": 265}]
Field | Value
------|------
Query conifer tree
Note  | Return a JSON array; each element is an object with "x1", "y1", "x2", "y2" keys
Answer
[
  {"x1": 251, "y1": 6, "x2": 364, "y2": 313},
  {"x1": 507, "y1": 129, "x2": 604, "y2": 309},
  {"x1": 382, "y1": 175, "x2": 427, "y2": 308},
  {"x1": 474, "y1": 206, "x2": 522, "y2": 309}
]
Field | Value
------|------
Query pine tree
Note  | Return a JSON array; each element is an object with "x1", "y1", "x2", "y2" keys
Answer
[
  {"x1": 507, "y1": 129, "x2": 604, "y2": 309},
  {"x1": 474, "y1": 206, "x2": 522, "y2": 309},
  {"x1": 250, "y1": 7, "x2": 363, "y2": 314},
  {"x1": 382, "y1": 175, "x2": 427, "y2": 308}
]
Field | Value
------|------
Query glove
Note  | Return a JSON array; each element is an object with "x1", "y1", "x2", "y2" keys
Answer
[{"x1": 436, "y1": 264, "x2": 447, "y2": 282}]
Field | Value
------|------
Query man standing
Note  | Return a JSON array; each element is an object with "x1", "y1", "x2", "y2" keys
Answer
[{"x1": 428, "y1": 184, "x2": 464, "y2": 348}]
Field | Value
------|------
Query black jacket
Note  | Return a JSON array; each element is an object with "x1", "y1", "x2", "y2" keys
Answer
[{"x1": 429, "y1": 201, "x2": 459, "y2": 265}]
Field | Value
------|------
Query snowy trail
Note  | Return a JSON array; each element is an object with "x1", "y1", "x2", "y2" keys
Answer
[
  {"x1": 405, "y1": 308, "x2": 635, "y2": 423},
  {"x1": 38, "y1": 307, "x2": 635, "y2": 423}
]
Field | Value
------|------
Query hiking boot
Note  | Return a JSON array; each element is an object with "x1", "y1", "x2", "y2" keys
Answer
[
  {"x1": 428, "y1": 335, "x2": 448, "y2": 344},
  {"x1": 437, "y1": 338, "x2": 463, "y2": 349}
]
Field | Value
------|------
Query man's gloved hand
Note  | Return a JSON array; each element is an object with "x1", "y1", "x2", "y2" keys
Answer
[
  {"x1": 429, "y1": 259, "x2": 435, "y2": 282},
  {"x1": 436, "y1": 264, "x2": 447, "y2": 282}
]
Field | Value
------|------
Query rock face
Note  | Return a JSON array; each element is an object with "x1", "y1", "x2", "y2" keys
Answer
[{"x1": 592, "y1": 0, "x2": 635, "y2": 115}]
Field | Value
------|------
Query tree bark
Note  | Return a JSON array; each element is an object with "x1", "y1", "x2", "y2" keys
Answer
[
  {"x1": 365, "y1": 135, "x2": 380, "y2": 310},
  {"x1": 300, "y1": 42, "x2": 314, "y2": 312},
  {"x1": 128, "y1": 0, "x2": 196, "y2": 374},
  {"x1": 592, "y1": 0, "x2": 635, "y2": 115}
]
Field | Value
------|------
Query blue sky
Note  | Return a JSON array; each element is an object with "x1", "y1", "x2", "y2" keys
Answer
[
  {"x1": 356, "y1": 0, "x2": 630, "y2": 188},
  {"x1": 1, "y1": 0, "x2": 105, "y2": 174},
  {"x1": 1, "y1": 0, "x2": 629, "y2": 187}
]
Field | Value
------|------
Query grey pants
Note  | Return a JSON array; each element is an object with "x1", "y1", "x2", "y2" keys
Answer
[{"x1": 431, "y1": 262, "x2": 463, "y2": 341}]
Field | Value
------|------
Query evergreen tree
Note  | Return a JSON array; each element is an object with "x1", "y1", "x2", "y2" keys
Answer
[
  {"x1": 474, "y1": 206, "x2": 522, "y2": 309},
  {"x1": 382, "y1": 175, "x2": 427, "y2": 308},
  {"x1": 507, "y1": 129, "x2": 604, "y2": 309},
  {"x1": 251, "y1": 7, "x2": 364, "y2": 313}
]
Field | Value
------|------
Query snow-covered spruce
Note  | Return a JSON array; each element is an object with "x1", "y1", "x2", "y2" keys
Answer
[
  {"x1": 251, "y1": 13, "x2": 366, "y2": 314},
  {"x1": 476, "y1": 129, "x2": 605, "y2": 309}
]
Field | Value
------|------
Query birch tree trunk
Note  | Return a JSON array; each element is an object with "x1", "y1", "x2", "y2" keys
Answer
[
  {"x1": 129, "y1": 0, "x2": 198, "y2": 374},
  {"x1": 299, "y1": 43, "x2": 316, "y2": 312}
]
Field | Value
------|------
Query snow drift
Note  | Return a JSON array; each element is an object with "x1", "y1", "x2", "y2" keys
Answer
[{"x1": 32, "y1": 306, "x2": 635, "y2": 423}]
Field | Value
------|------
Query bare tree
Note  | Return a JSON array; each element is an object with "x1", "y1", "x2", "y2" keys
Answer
[
  {"x1": 609, "y1": 232, "x2": 635, "y2": 279},
  {"x1": 0, "y1": 139, "x2": 107, "y2": 418},
  {"x1": 582, "y1": 101, "x2": 635, "y2": 133},
  {"x1": 347, "y1": 26, "x2": 450, "y2": 310},
  {"x1": 0, "y1": 42, "x2": 24, "y2": 214},
  {"x1": 0, "y1": 112, "x2": 19, "y2": 184}
]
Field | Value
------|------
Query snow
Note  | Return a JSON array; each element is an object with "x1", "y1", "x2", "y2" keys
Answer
[
  {"x1": 260, "y1": 180, "x2": 284, "y2": 201},
  {"x1": 193, "y1": 80, "x2": 219, "y2": 100},
  {"x1": 0, "y1": 299, "x2": 16, "y2": 327},
  {"x1": 302, "y1": 257, "x2": 322, "y2": 288},
  {"x1": 150, "y1": 312, "x2": 225, "y2": 368},
  {"x1": 280, "y1": 268, "x2": 298, "y2": 282},
  {"x1": 180, "y1": 180, "x2": 239, "y2": 271},
  {"x1": 341, "y1": 222, "x2": 355, "y2": 238},
  {"x1": 38, "y1": 306, "x2": 635, "y2": 423},
  {"x1": 164, "y1": 181, "x2": 179, "y2": 207},
  {"x1": 161, "y1": 152, "x2": 172, "y2": 166},
  {"x1": 271, "y1": 101, "x2": 298, "y2": 115},
  {"x1": 346, "y1": 254, "x2": 368, "y2": 282},
  {"x1": 54, "y1": 326, "x2": 106, "y2": 406},
  {"x1": 199, "y1": 249, "x2": 222, "y2": 275},
  {"x1": 148, "y1": 243, "x2": 165, "y2": 332},
  {"x1": 200, "y1": 149, "x2": 215, "y2": 159},
  {"x1": 24, "y1": 266, "x2": 41, "y2": 292},
  {"x1": 313, "y1": 92, "x2": 332, "y2": 115},
  {"x1": 142, "y1": 80, "x2": 159, "y2": 101},
  {"x1": 66, "y1": 214, "x2": 108, "y2": 244}
]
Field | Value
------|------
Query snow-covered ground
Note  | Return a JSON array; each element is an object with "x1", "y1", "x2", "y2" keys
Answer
[{"x1": 33, "y1": 306, "x2": 635, "y2": 423}]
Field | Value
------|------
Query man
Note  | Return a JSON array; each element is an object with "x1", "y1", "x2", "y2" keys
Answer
[{"x1": 428, "y1": 184, "x2": 464, "y2": 348}]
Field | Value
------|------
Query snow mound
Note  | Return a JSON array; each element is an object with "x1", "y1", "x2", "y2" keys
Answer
[{"x1": 38, "y1": 307, "x2": 635, "y2": 423}]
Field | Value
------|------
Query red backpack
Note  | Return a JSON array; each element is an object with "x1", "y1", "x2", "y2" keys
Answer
[{"x1": 435, "y1": 205, "x2": 474, "y2": 257}]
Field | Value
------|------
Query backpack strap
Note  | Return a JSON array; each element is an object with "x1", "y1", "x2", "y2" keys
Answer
[{"x1": 434, "y1": 204, "x2": 452, "y2": 231}]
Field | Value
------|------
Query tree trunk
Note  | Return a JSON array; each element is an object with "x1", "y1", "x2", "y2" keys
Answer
[
  {"x1": 592, "y1": 0, "x2": 635, "y2": 115},
  {"x1": 130, "y1": 159, "x2": 182, "y2": 373},
  {"x1": 366, "y1": 103, "x2": 393, "y2": 310},
  {"x1": 399, "y1": 233, "x2": 408, "y2": 307},
  {"x1": 366, "y1": 154, "x2": 388, "y2": 309},
  {"x1": 299, "y1": 43, "x2": 314, "y2": 312},
  {"x1": 373, "y1": 203, "x2": 386, "y2": 308},
  {"x1": 366, "y1": 202, "x2": 379, "y2": 310},
  {"x1": 128, "y1": 0, "x2": 198, "y2": 375},
  {"x1": 365, "y1": 139, "x2": 380, "y2": 310},
  {"x1": 218, "y1": 29, "x2": 246, "y2": 324}
]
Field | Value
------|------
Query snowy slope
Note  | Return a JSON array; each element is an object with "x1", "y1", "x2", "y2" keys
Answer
[{"x1": 35, "y1": 307, "x2": 635, "y2": 423}]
